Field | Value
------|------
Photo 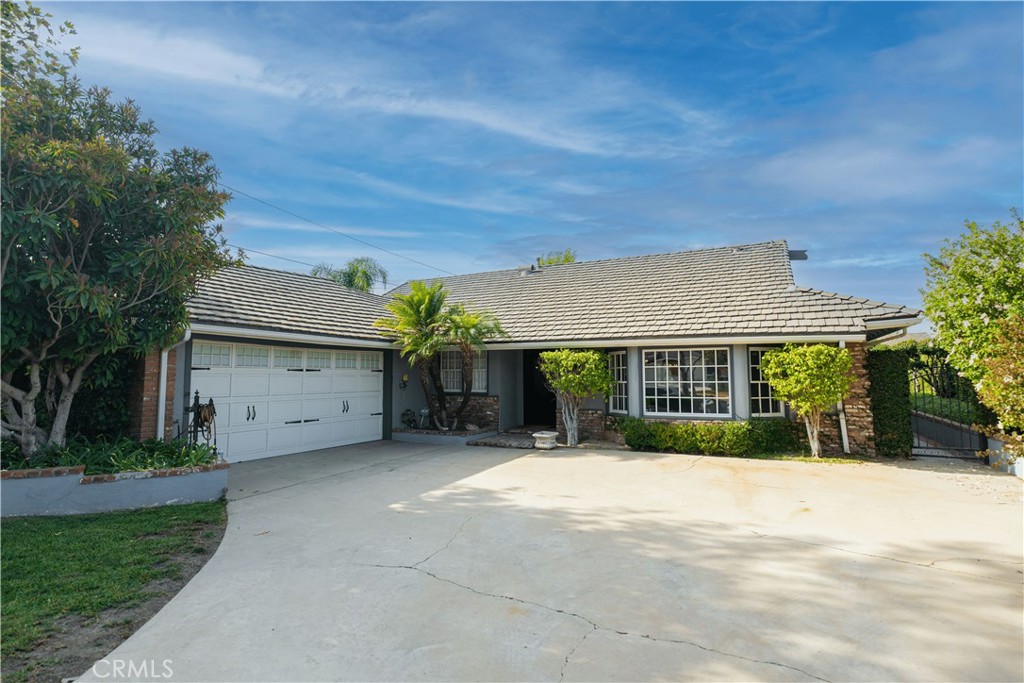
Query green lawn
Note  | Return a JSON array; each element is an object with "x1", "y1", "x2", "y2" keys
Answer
[
  {"x1": 1, "y1": 502, "x2": 226, "y2": 658},
  {"x1": 912, "y1": 394, "x2": 986, "y2": 426}
]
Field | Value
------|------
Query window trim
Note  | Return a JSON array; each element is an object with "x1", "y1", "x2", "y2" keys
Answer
[
  {"x1": 440, "y1": 349, "x2": 487, "y2": 394},
  {"x1": 748, "y1": 346, "x2": 785, "y2": 417},
  {"x1": 641, "y1": 347, "x2": 733, "y2": 418},
  {"x1": 608, "y1": 350, "x2": 628, "y2": 415}
]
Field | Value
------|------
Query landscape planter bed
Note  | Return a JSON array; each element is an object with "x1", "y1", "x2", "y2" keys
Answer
[
  {"x1": 0, "y1": 462, "x2": 229, "y2": 517},
  {"x1": 391, "y1": 427, "x2": 498, "y2": 446}
]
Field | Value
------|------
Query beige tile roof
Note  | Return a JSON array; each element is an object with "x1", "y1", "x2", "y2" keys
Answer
[
  {"x1": 392, "y1": 240, "x2": 920, "y2": 343},
  {"x1": 188, "y1": 265, "x2": 390, "y2": 342}
]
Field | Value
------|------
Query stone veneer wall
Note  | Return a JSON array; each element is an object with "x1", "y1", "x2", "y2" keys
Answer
[
  {"x1": 818, "y1": 341, "x2": 875, "y2": 457},
  {"x1": 556, "y1": 408, "x2": 607, "y2": 442},
  {"x1": 453, "y1": 395, "x2": 500, "y2": 429},
  {"x1": 127, "y1": 349, "x2": 177, "y2": 441}
]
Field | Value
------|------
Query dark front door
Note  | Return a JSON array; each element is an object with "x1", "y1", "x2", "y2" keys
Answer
[{"x1": 523, "y1": 350, "x2": 556, "y2": 426}]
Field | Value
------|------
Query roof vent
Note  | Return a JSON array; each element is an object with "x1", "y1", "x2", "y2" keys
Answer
[
  {"x1": 518, "y1": 264, "x2": 541, "y2": 276},
  {"x1": 788, "y1": 250, "x2": 808, "y2": 261}
]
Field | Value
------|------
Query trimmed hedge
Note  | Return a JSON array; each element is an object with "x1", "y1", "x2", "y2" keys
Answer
[
  {"x1": 866, "y1": 347, "x2": 912, "y2": 458},
  {"x1": 617, "y1": 417, "x2": 805, "y2": 457}
]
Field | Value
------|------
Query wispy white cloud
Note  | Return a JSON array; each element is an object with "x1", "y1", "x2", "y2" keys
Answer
[{"x1": 70, "y1": 15, "x2": 298, "y2": 98}]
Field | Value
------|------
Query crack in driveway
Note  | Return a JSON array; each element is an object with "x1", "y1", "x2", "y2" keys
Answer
[{"x1": 354, "y1": 561, "x2": 831, "y2": 682}]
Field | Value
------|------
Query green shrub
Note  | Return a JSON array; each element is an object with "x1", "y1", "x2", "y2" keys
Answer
[
  {"x1": 747, "y1": 418, "x2": 805, "y2": 454},
  {"x1": 0, "y1": 437, "x2": 218, "y2": 474},
  {"x1": 617, "y1": 417, "x2": 806, "y2": 457},
  {"x1": 867, "y1": 348, "x2": 913, "y2": 458}
]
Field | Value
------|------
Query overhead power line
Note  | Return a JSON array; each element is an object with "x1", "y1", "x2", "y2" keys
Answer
[
  {"x1": 227, "y1": 243, "x2": 317, "y2": 269},
  {"x1": 218, "y1": 182, "x2": 456, "y2": 276}
]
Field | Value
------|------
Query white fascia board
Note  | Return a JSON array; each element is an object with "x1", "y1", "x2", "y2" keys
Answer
[
  {"x1": 863, "y1": 317, "x2": 922, "y2": 330},
  {"x1": 188, "y1": 323, "x2": 396, "y2": 349},
  {"x1": 484, "y1": 333, "x2": 867, "y2": 350}
]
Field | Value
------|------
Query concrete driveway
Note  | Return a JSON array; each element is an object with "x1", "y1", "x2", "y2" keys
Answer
[{"x1": 79, "y1": 442, "x2": 1022, "y2": 682}]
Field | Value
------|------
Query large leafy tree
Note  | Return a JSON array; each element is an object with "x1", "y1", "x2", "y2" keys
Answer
[
  {"x1": 536, "y1": 249, "x2": 576, "y2": 266},
  {"x1": 1, "y1": 2, "x2": 235, "y2": 456},
  {"x1": 977, "y1": 315, "x2": 1024, "y2": 462},
  {"x1": 922, "y1": 211, "x2": 1024, "y2": 384},
  {"x1": 537, "y1": 349, "x2": 613, "y2": 447},
  {"x1": 311, "y1": 256, "x2": 388, "y2": 292},
  {"x1": 761, "y1": 344, "x2": 854, "y2": 458},
  {"x1": 375, "y1": 281, "x2": 504, "y2": 430}
]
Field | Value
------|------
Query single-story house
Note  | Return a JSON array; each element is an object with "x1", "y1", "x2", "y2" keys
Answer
[{"x1": 127, "y1": 240, "x2": 920, "y2": 462}]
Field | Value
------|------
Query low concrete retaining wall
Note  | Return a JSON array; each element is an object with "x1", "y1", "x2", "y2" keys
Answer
[
  {"x1": 392, "y1": 430, "x2": 498, "y2": 446},
  {"x1": 988, "y1": 438, "x2": 1024, "y2": 480},
  {"x1": 1, "y1": 463, "x2": 229, "y2": 517}
]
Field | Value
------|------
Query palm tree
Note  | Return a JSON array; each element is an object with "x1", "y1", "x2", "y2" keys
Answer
[
  {"x1": 311, "y1": 257, "x2": 388, "y2": 292},
  {"x1": 374, "y1": 281, "x2": 453, "y2": 429},
  {"x1": 448, "y1": 305, "x2": 506, "y2": 427},
  {"x1": 375, "y1": 282, "x2": 505, "y2": 430}
]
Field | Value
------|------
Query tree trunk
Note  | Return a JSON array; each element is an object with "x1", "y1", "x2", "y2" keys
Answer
[
  {"x1": 561, "y1": 394, "x2": 581, "y2": 447},
  {"x1": 1, "y1": 361, "x2": 47, "y2": 457},
  {"x1": 46, "y1": 355, "x2": 97, "y2": 447},
  {"x1": 451, "y1": 346, "x2": 475, "y2": 427},
  {"x1": 415, "y1": 359, "x2": 443, "y2": 429},
  {"x1": 804, "y1": 409, "x2": 821, "y2": 458},
  {"x1": 427, "y1": 355, "x2": 449, "y2": 429}
]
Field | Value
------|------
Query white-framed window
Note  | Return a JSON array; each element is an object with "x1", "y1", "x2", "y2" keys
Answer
[
  {"x1": 643, "y1": 348, "x2": 731, "y2": 417},
  {"x1": 608, "y1": 351, "x2": 628, "y2": 414},
  {"x1": 440, "y1": 349, "x2": 487, "y2": 393},
  {"x1": 335, "y1": 351, "x2": 358, "y2": 369},
  {"x1": 307, "y1": 350, "x2": 332, "y2": 369},
  {"x1": 193, "y1": 342, "x2": 231, "y2": 367},
  {"x1": 273, "y1": 348, "x2": 303, "y2": 369},
  {"x1": 234, "y1": 345, "x2": 269, "y2": 368},
  {"x1": 360, "y1": 352, "x2": 383, "y2": 370},
  {"x1": 749, "y1": 348, "x2": 784, "y2": 416}
]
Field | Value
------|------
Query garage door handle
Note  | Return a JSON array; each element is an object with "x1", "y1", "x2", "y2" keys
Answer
[
  {"x1": 252, "y1": 406, "x2": 256, "y2": 421},
  {"x1": 285, "y1": 419, "x2": 302, "y2": 424},
  {"x1": 246, "y1": 406, "x2": 252, "y2": 421},
  {"x1": 303, "y1": 418, "x2": 319, "y2": 423},
  {"x1": 343, "y1": 400, "x2": 349, "y2": 413}
]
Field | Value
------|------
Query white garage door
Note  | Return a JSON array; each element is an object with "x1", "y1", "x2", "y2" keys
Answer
[{"x1": 188, "y1": 341, "x2": 384, "y2": 462}]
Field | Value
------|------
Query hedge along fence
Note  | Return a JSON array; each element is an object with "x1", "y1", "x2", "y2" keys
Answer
[
  {"x1": 615, "y1": 417, "x2": 806, "y2": 457},
  {"x1": 866, "y1": 347, "x2": 912, "y2": 458}
]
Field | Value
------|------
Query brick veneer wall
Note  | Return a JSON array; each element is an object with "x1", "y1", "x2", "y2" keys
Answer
[
  {"x1": 452, "y1": 394, "x2": 500, "y2": 429},
  {"x1": 555, "y1": 408, "x2": 606, "y2": 442},
  {"x1": 127, "y1": 349, "x2": 176, "y2": 441}
]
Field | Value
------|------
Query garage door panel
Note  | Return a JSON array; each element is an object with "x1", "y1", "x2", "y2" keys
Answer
[
  {"x1": 303, "y1": 398, "x2": 332, "y2": 420},
  {"x1": 332, "y1": 374, "x2": 357, "y2": 393},
  {"x1": 302, "y1": 421, "x2": 333, "y2": 446},
  {"x1": 334, "y1": 420, "x2": 359, "y2": 441},
  {"x1": 232, "y1": 373, "x2": 270, "y2": 397},
  {"x1": 230, "y1": 429, "x2": 268, "y2": 457},
  {"x1": 228, "y1": 401, "x2": 269, "y2": 428},
  {"x1": 270, "y1": 401, "x2": 302, "y2": 423},
  {"x1": 358, "y1": 375, "x2": 383, "y2": 393},
  {"x1": 268, "y1": 425, "x2": 302, "y2": 450},
  {"x1": 191, "y1": 372, "x2": 231, "y2": 400},
  {"x1": 303, "y1": 373, "x2": 332, "y2": 395},
  {"x1": 270, "y1": 373, "x2": 303, "y2": 395}
]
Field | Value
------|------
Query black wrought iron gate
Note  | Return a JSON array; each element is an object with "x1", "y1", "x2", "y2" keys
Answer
[{"x1": 909, "y1": 367, "x2": 986, "y2": 459}]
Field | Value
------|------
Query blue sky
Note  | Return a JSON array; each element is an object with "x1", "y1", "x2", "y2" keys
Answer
[{"x1": 50, "y1": 2, "x2": 1023, "y2": 317}]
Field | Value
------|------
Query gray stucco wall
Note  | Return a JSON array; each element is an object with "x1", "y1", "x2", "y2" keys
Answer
[
  {"x1": 1, "y1": 469, "x2": 228, "y2": 517},
  {"x1": 391, "y1": 351, "x2": 428, "y2": 430}
]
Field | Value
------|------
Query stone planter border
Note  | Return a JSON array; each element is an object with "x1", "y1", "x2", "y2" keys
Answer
[{"x1": 1, "y1": 462, "x2": 229, "y2": 517}]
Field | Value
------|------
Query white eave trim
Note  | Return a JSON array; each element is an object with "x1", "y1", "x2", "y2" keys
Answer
[
  {"x1": 484, "y1": 333, "x2": 868, "y2": 350},
  {"x1": 189, "y1": 323, "x2": 395, "y2": 349},
  {"x1": 864, "y1": 317, "x2": 922, "y2": 330}
]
